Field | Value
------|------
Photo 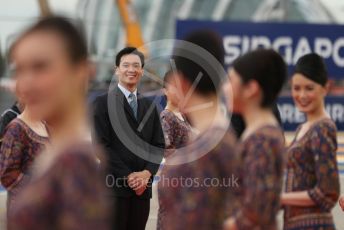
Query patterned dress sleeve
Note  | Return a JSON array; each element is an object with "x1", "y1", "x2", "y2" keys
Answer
[
  {"x1": 160, "y1": 111, "x2": 176, "y2": 149},
  {"x1": 9, "y1": 149, "x2": 110, "y2": 230},
  {"x1": 0, "y1": 121, "x2": 26, "y2": 190},
  {"x1": 160, "y1": 111, "x2": 179, "y2": 159},
  {"x1": 235, "y1": 134, "x2": 283, "y2": 229},
  {"x1": 307, "y1": 121, "x2": 340, "y2": 211}
]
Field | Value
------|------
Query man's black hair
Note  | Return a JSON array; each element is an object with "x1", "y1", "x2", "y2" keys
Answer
[{"x1": 115, "y1": 47, "x2": 145, "y2": 68}]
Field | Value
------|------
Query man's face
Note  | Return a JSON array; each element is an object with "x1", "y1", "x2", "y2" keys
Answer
[{"x1": 115, "y1": 54, "x2": 143, "y2": 89}]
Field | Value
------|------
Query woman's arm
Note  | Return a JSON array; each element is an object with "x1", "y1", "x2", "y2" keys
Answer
[
  {"x1": 306, "y1": 123, "x2": 340, "y2": 211},
  {"x1": 223, "y1": 217, "x2": 238, "y2": 230},
  {"x1": 281, "y1": 191, "x2": 316, "y2": 207},
  {"x1": 160, "y1": 112, "x2": 176, "y2": 149},
  {"x1": 0, "y1": 121, "x2": 25, "y2": 190}
]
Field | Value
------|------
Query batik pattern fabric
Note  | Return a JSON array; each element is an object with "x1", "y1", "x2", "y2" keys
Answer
[
  {"x1": 234, "y1": 125, "x2": 285, "y2": 230},
  {"x1": 160, "y1": 109, "x2": 191, "y2": 158},
  {"x1": 8, "y1": 141, "x2": 111, "y2": 230},
  {"x1": 157, "y1": 126, "x2": 241, "y2": 230},
  {"x1": 283, "y1": 119, "x2": 339, "y2": 230},
  {"x1": 0, "y1": 118, "x2": 48, "y2": 215}
]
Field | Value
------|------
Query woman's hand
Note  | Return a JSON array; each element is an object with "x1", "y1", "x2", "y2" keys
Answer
[
  {"x1": 279, "y1": 191, "x2": 315, "y2": 207},
  {"x1": 339, "y1": 196, "x2": 344, "y2": 211},
  {"x1": 223, "y1": 217, "x2": 237, "y2": 230},
  {"x1": 280, "y1": 193, "x2": 286, "y2": 206}
]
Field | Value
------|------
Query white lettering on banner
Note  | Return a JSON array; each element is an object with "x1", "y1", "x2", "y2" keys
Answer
[
  {"x1": 315, "y1": 38, "x2": 332, "y2": 59},
  {"x1": 278, "y1": 103, "x2": 344, "y2": 124},
  {"x1": 251, "y1": 36, "x2": 271, "y2": 50},
  {"x1": 272, "y1": 37, "x2": 293, "y2": 64},
  {"x1": 333, "y1": 38, "x2": 344, "y2": 67},
  {"x1": 224, "y1": 36, "x2": 240, "y2": 64},
  {"x1": 278, "y1": 104, "x2": 305, "y2": 124},
  {"x1": 326, "y1": 104, "x2": 344, "y2": 123},
  {"x1": 223, "y1": 36, "x2": 344, "y2": 67},
  {"x1": 293, "y1": 37, "x2": 312, "y2": 64}
]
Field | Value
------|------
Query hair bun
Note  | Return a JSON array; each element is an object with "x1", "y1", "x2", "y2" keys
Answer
[{"x1": 295, "y1": 53, "x2": 328, "y2": 86}]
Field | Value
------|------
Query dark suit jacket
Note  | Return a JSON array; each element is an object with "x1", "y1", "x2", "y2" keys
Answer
[{"x1": 92, "y1": 86, "x2": 165, "y2": 199}]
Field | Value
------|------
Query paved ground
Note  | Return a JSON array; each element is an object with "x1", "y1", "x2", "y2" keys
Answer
[
  {"x1": 1, "y1": 182, "x2": 344, "y2": 230},
  {"x1": 1, "y1": 133, "x2": 344, "y2": 230},
  {"x1": 0, "y1": 193, "x2": 5, "y2": 230}
]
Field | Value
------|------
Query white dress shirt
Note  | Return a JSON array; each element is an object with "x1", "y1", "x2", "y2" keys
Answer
[{"x1": 118, "y1": 83, "x2": 137, "y2": 104}]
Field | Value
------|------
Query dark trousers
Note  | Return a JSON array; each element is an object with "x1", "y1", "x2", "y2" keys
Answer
[{"x1": 112, "y1": 196, "x2": 150, "y2": 230}]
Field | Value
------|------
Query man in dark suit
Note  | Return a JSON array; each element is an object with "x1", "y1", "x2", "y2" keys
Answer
[{"x1": 92, "y1": 47, "x2": 165, "y2": 230}]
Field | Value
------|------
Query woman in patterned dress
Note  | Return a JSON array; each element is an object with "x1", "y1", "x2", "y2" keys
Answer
[
  {"x1": 223, "y1": 49, "x2": 287, "y2": 230},
  {"x1": 157, "y1": 70, "x2": 192, "y2": 230},
  {"x1": 160, "y1": 70, "x2": 192, "y2": 157},
  {"x1": 281, "y1": 53, "x2": 340, "y2": 230},
  {"x1": 0, "y1": 77, "x2": 48, "y2": 215},
  {"x1": 7, "y1": 16, "x2": 110, "y2": 229},
  {"x1": 0, "y1": 112, "x2": 48, "y2": 215},
  {"x1": 158, "y1": 30, "x2": 242, "y2": 230}
]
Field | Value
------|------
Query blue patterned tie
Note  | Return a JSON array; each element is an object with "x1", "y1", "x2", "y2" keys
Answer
[{"x1": 128, "y1": 93, "x2": 137, "y2": 119}]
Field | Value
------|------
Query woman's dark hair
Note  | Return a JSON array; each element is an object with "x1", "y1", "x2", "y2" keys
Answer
[
  {"x1": 294, "y1": 53, "x2": 328, "y2": 86},
  {"x1": 115, "y1": 47, "x2": 145, "y2": 68},
  {"x1": 233, "y1": 49, "x2": 287, "y2": 108},
  {"x1": 10, "y1": 16, "x2": 87, "y2": 63},
  {"x1": 163, "y1": 70, "x2": 174, "y2": 88},
  {"x1": 172, "y1": 30, "x2": 225, "y2": 95}
]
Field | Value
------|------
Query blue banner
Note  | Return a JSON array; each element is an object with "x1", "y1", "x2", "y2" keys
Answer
[
  {"x1": 176, "y1": 20, "x2": 344, "y2": 80},
  {"x1": 278, "y1": 96, "x2": 344, "y2": 131}
]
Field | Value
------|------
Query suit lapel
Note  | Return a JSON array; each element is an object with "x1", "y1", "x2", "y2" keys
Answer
[{"x1": 136, "y1": 94, "x2": 145, "y2": 123}]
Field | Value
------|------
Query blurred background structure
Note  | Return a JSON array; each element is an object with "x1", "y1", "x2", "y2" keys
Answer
[
  {"x1": 0, "y1": 0, "x2": 344, "y2": 229},
  {"x1": 1, "y1": 0, "x2": 344, "y2": 102}
]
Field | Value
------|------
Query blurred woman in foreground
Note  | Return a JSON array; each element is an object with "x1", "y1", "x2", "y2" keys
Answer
[
  {"x1": 157, "y1": 70, "x2": 192, "y2": 230},
  {"x1": 0, "y1": 81, "x2": 48, "y2": 215},
  {"x1": 7, "y1": 16, "x2": 110, "y2": 229},
  {"x1": 223, "y1": 49, "x2": 287, "y2": 229},
  {"x1": 158, "y1": 30, "x2": 241, "y2": 230},
  {"x1": 281, "y1": 53, "x2": 339, "y2": 230}
]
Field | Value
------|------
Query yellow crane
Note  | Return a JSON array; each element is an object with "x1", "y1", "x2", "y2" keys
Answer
[
  {"x1": 36, "y1": 0, "x2": 147, "y2": 55},
  {"x1": 115, "y1": 0, "x2": 148, "y2": 56},
  {"x1": 37, "y1": 0, "x2": 52, "y2": 17}
]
